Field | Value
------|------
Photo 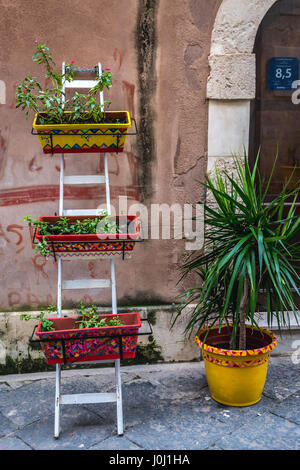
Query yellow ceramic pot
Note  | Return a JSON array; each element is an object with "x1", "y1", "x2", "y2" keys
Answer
[
  {"x1": 195, "y1": 324, "x2": 277, "y2": 407},
  {"x1": 32, "y1": 111, "x2": 132, "y2": 154}
]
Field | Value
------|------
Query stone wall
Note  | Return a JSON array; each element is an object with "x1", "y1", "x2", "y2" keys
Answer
[{"x1": 0, "y1": 0, "x2": 221, "y2": 310}]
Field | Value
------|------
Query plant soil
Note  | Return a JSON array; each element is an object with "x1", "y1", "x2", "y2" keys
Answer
[
  {"x1": 37, "y1": 113, "x2": 127, "y2": 126},
  {"x1": 39, "y1": 219, "x2": 128, "y2": 236},
  {"x1": 200, "y1": 326, "x2": 273, "y2": 351},
  {"x1": 213, "y1": 341, "x2": 263, "y2": 351}
]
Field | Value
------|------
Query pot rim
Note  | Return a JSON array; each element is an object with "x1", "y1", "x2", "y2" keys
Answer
[
  {"x1": 35, "y1": 214, "x2": 140, "y2": 242},
  {"x1": 36, "y1": 311, "x2": 142, "y2": 337},
  {"x1": 195, "y1": 323, "x2": 277, "y2": 357},
  {"x1": 33, "y1": 111, "x2": 131, "y2": 129}
]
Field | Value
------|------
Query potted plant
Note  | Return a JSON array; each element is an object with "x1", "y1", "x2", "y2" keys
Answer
[
  {"x1": 15, "y1": 43, "x2": 134, "y2": 154},
  {"x1": 23, "y1": 212, "x2": 140, "y2": 258},
  {"x1": 21, "y1": 303, "x2": 142, "y2": 364},
  {"x1": 173, "y1": 154, "x2": 299, "y2": 407}
]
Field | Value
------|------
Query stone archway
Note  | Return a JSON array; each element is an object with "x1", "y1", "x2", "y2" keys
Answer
[{"x1": 206, "y1": 0, "x2": 277, "y2": 172}]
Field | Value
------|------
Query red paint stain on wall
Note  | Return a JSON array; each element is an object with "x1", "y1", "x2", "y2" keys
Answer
[
  {"x1": 88, "y1": 261, "x2": 97, "y2": 279},
  {"x1": 6, "y1": 224, "x2": 24, "y2": 253},
  {"x1": 0, "y1": 127, "x2": 9, "y2": 179},
  {"x1": 55, "y1": 158, "x2": 66, "y2": 173},
  {"x1": 32, "y1": 254, "x2": 49, "y2": 281},
  {"x1": 6, "y1": 224, "x2": 23, "y2": 245},
  {"x1": 0, "y1": 224, "x2": 10, "y2": 243},
  {"x1": 8, "y1": 291, "x2": 21, "y2": 307},
  {"x1": 27, "y1": 292, "x2": 41, "y2": 306},
  {"x1": 0, "y1": 184, "x2": 140, "y2": 206},
  {"x1": 9, "y1": 83, "x2": 18, "y2": 109},
  {"x1": 46, "y1": 294, "x2": 55, "y2": 305},
  {"x1": 113, "y1": 48, "x2": 124, "y2": 70},
  {"x1": 122, "y1": 81, "x2": 135, "y2": 117},
  {"x1": 29, "y1": 156, "x2": 43, "y2": 172}
]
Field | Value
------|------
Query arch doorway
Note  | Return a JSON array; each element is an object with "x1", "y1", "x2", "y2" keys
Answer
[{"x1": 250, "y1": 0, "x2": 300, "y2": 197}]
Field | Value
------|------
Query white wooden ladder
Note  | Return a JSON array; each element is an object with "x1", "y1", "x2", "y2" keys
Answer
[{"x1": 54, "y1": 62, "x2": 123, "y2": 439}]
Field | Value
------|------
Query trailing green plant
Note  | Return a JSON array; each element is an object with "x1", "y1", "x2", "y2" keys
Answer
[
  {"x1": 15, "y1": 42, "x2": 113, "y2": 124},
  {"x1": 23, "y1": 212, "x2": 124, "y2": 236},
  {"x1": 21, "y1": 305, "x2": 57, "y2": 332},
  {"x1": 35, "y1": 238, "x2": 52, "y2": 257},
  {"x1": 23, "y1": 212, "x2": 126, "y2": 256},
  {"x1": 173, "y1": 152, "x2": 300, "y2": 350}
]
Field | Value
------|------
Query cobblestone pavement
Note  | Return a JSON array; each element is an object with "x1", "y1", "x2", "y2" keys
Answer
[{"x1": 0, "y1": 357, "x2": 299, "y2": 450}]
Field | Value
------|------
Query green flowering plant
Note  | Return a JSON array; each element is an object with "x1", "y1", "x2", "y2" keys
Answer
[
  {"x1": 75, "y1": 302, "x2": 124, "y2": 329},
  {"x1": 20, "y1": 302, "x2": 124, "y2": 331},
  {"x1": 23, "y1": 212, "x2": 126, "y2": 257},
  {"x1": 15, "y1": 42, "x2": 113, "y2": 124},
  {"x1": 20, "y1": 305, "x2": 57, "y2": 332}
]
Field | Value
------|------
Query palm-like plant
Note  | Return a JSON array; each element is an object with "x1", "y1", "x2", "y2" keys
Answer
[{"x1": 174, "y1": 154, "x2": 300, "y2": 350}]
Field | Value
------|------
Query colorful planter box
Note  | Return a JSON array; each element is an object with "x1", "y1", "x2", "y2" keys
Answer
[
  {"x1": 36, "y1": 312, "x2": 142, "y2": 364},
  {"x1": 32, "y1": 111, "x2": 132, "y2": 154},
  {"x1": 35, "y1": 215, "x2": 140, "y2": 258}
]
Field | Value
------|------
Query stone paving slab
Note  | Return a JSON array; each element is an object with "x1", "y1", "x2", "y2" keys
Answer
[
  {"x1": 0, "y1": 412, "x2": 18, "y2": 437},
  {"x1": 0, "y1": 380, "x2": 56, "y2": 427},
  {"x1": 15, "y1": 406, "x2": 112, "y2": 450},
  {"x1": 0, "y1": 358, "x2": 299, "y2": 450},
  {"x1": 216, "y1": 412, "x2": 300, "y2": 450},
  {"x1": 270, "y1": 392, "x2": 300, "y2": 425},
  {"x1": 263, "y1": 361, "x2": 300, "y2": 401},
  {"x1": 0, "y1": 436, "x2": 32, "y2": 450},
  {"x1": 124, "y1": 413, "x2": 233, "y2": 450},
  {"x1": 89, "y1": 435, "x2": 141, "y2": 450}
]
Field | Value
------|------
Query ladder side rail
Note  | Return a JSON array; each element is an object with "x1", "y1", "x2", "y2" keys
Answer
[
  {"x1": 98, "y1": 62, "x2": 104, "y2": 109},
  {"x1": 58, "y1": 62, "x2": 66, "y2": 318},
  {"x1": 99, "y1": 62, "x2": 121, "y2": 434}
]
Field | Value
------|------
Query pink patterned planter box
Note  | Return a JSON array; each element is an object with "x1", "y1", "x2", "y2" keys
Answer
[{"x1": 36, "y1": 312, "x2": 141, "y2": 364}]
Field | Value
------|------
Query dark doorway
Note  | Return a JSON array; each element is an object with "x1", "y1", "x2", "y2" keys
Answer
[
  {"x1": 250, "y1": 0, "x2": 300, "y2": 198},
  {"x1": 250, "y1": 0, "x2": 299, "y2": 307}
]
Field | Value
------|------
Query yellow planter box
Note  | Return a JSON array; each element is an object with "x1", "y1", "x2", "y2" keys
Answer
[
  {"x1": 195, "y1": 324, "x2": 277, "y2": 407},
  {"x1": 32, "y1": 111, "x2": 132, "y2": 154}
]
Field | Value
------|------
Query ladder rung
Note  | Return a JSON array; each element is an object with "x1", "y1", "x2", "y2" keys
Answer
[
  {"x1": 63, "y1": 209, "x2": 103, "y2": 216},
  {"x1": 62, "y1": 279, "x2": 111, "y2": 290},
  {"x1": 65, "y1": 80, "x2": 97, "y2": 89},
  {"x1": 64, "y1": 175, "x2": 106, "y2": 185},
  {"x1": 60, "y1": 392, "x2": 117, "y2": 405}
]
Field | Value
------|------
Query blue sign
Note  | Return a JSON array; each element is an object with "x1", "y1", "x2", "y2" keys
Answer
[{"x1": 268, "y1": 57, "x2": 299, "y2": 90}]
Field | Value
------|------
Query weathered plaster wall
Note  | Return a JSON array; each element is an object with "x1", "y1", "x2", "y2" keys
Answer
[
  {"x1": 0, "y1": 0, "x2": 141, "y2": 309},
  {"x1": 0, "y1": 0, "x2": 220, "y2": 310},
  {"x1": 153, "y1": 0, "x2": 221, "y2": 296}
]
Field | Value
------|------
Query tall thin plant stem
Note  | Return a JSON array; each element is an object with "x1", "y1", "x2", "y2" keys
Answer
[{"x1": 239, "y1": 278, "x2": 249, "y2": 350}]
